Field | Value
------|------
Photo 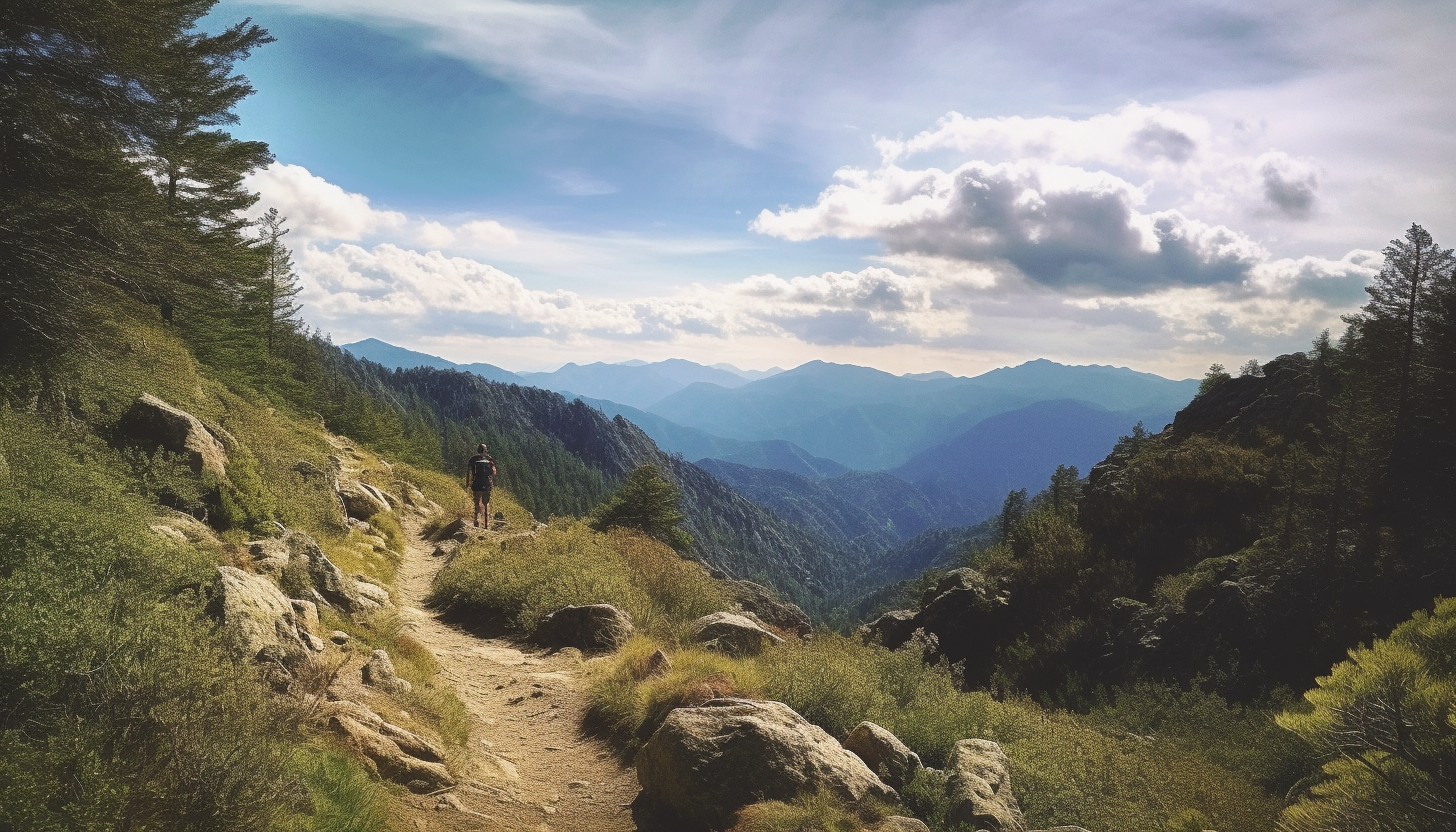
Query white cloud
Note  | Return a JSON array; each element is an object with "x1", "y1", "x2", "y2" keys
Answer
[{"x1": 246, "y1": 163, "x2": 406, "y2": 241}]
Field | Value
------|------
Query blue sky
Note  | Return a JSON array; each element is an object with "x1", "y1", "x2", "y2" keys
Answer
[{"x1": 218, "y1": 0, "x2": 1456, "y2": 376}]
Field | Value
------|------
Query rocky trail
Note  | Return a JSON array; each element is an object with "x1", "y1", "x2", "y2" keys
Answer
[{"x1": 390, "y1": 517, "x2": 639, "y2": 831}]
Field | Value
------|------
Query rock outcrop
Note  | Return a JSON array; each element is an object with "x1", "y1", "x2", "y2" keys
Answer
[
  {"x1": 210, "y1": 566, "x2": 309, "y2": 660},
  {"x1": 860, "y1": 609, "x2": 919, "y2": 650},
  {"x1": 337, "y1": 480, "x2": 389, "y2": 520},
  {"x1": 726, "y1": 579, "x2": 813, "y2": 637},
  {"x1": 844, "y1": 721, "x2": 922, "y2": 792},
  {"x1": 879, "y1": 818, "x2": 932, "y2": 832},
  {"x1": 636, "y1": 698, "x2": 897, "y2": 829},
  {"x1": 945, "y1": 739, "x2": 1026, "y2": 832},
  {"x1": 325, "y1": 700, "x2": 452, "y2": 792},
  {"x1": 115, "y1": 393, "x2": 230, "y2": 478},
  {"x1": 534, "y1": 604, "x2": 634, "y2": 653},
  {"x1": 688, "y1": 611, "x2": 784, "y2": 657}
]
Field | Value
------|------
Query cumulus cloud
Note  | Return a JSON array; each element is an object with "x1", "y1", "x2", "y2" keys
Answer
[
  {"x1": 1256, "y1": 151, "x2": 1320, "y2": 218},
  {"x1": 246, "y1": 163, "x2": 406, "y2": 241}
]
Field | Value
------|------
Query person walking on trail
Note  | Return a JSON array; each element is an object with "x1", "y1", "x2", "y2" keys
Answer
[{"x1": 467, "y1": 443, "x2": 496, "y2": 527}]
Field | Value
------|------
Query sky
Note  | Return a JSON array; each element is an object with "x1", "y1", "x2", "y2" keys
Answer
[{"x1": 218, "y1": 0, "x2": 1456, "y2": 377}]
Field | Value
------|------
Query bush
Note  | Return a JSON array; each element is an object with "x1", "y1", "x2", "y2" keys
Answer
[
  {"x1": 0, "y1": 412, "x2": 305, "y2": 832},
  {"x1": 585, "y1": 635, "x2": 763, "y2": 751},
  {"x1": 432, "y1": 521, "x2": 723, "y2": 639},
  {"x1": 588, "y1": 463, "x2": 692, "y2": 551},
  {"x1": 1276, "y1": 597, "x2": 1456, "y2": 832},
  {"x1": 729, "y1": 790, "x2": 890, "y2": 832}
]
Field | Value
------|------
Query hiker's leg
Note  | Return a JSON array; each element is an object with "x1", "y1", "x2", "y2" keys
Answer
[{"x1": 473, "y1": 491, "x2": 484, "y2": 524}]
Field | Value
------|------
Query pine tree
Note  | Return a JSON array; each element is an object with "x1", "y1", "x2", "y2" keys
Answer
[
  {"x1": 589, "y1": 464, "x2": 693, "y2": 551},
  {"x1": 1197, "y1": 363, "x2": 1231, "y2": 396},
  {"x1": 997, "y1": 488, "x2": 1029, "y2": 544},
  {"x1": 256, "y1": 208, "x2": 301, "y2": 355}
]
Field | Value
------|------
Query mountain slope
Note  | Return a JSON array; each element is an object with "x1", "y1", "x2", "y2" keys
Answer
[
  {"x1": 343, "y1": 338, "x2": 523, "y2": 384},
  {"x1": 894, "y1": 399, "x2": 1168, "y2": 505},
  {"x1": 648, "y1": 359, "x2": 1197, "y2": 469},
  {"x1": 359, "y1": 364, "x2": 862, "y2": 608},
  {"x1": 573, "y1": 395, "x2": 848, "y2": 479}
]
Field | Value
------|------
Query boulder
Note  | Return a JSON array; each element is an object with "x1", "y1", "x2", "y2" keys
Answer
[
  {"x1": 352, "y1": 578, "x2": 393, "y2": 610},
  {"x1": 636, "y1": 698, "x2": 897, "y2": 829},
  {"x1": 283, "y1": 531, "x2": 371, "y2": 613},
  {"x1": 844, "y1": 721, "x2": 922, "y2": 792},
  {"x1": 633, "y1": 648, "x2": 672, "y2": 681},
  {"x1": 920, "y1": 568, "x2": 995, "y2": 608},
  {"x1": 913, "y1": 569, "x2": 1005, "y2": 682},
  {"x1": 860, "y1": 610, "x2": 919, "y2": 650},
  {"x1": 431, "y1": 540, "x2": 459, "y2": 559},
  {"x1": 337, "y1": 481, "x2": 389, "y2": 520},
  {"x1": 880, "y1": 818, "x2": 932, "y2": 832},
  {"x1": 362, "y1": 648, "x2": 412, "y2": 695},
  {"x1": 115, "y1": 394, "x2": 229, "y2": 478},
  {"x1": 326, "y1": 700, "x2": 451, "y2": 792},
  {"x1": 688, "y1": 612, "x2": 784, "y2": 657},
  {"x1": 248, "y1": 538, "x2": 292, "y2": 578},
  {"x1": 727, "y1": 579, "x2": 813, "y2": 637},
  {"x1": 534, "y1": 604, "x2": 634, "y2": 653},
  {"x1": 945, "y1": 739, "x2": 1026, "y2": 832},
  {"x1": 210, "y1": 566, "x2": 308, "y2": 660}
]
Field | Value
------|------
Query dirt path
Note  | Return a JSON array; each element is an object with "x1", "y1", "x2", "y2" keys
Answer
[{"x1": 390, "y1": 518, "x2": 639, "y2": 831}]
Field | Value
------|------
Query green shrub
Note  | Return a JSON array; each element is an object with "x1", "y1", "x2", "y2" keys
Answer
[
  {"x1": 588, "y1": 463, "x2": 692, "y2": 551},
  {"x1": 0, "y1": 412, "x2": 305, "y2": 832},
  {"x1": 1276, "y1": 597, "x2": 1456, "y2": 832},
  {"x1": 287, "y1": 746, "x2": 390, "y2": 832},
  {"x1": 585, "y1": 635, "x2": 763, "y2": 751},
  {"x1": 729, "y1": 790, "x2": 890, "y2": 832}
]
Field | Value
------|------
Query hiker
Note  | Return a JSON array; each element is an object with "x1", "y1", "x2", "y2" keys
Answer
[{"x1": 467, "y1": 443, "x2": 496, "y2": 527}]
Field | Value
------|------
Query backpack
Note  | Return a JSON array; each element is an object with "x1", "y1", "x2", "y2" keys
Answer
[{"x1": 470, "y1": 455, "x2": 494, "y2": 488}]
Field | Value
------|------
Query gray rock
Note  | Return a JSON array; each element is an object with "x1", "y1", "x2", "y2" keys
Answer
[
  {"x1": 290, "y1": 599, "x2": 320, "y2": 634},
  {"x1": 362, "y1": 648, "x2": 412, "y2": 695},
  {"x1": 945, "y1": 739, "x2": 1026, "y2": 832},
  {"x1": 921, "y1": 568, "x2": 995, "y2": 608},
  {"x1": 352, "y1": 578, "x2": 392, "y2": 610},
  {"x1": 248, "y1": 538, "x2": 291, "y2": 577},
  {"x1": 116, "y1": 394, "x2": 229, "y2": 478},
  {"x1": 688, "y1": 611, "x2": 784, "y2": 657},
  {"x1": 727, "y1": 579, "x2": 813, "y2": 637},
  {"x1": 431, "y1": 540, "x2": 459, "y2": 559},
  {"x1": 337, "y1": 480, "x2": 389, "y2": 520},
  {"x1": 325, "y1": 700, "x2": 451, "y2": 791},
  {"x1": 330, "y1": 630, "x2": 351, "y2": 644},
  {"x1": 534, "y1": 604, "x2": 634, "y2": 653},
  {"x1": 860, "y1": 609, "x2": 919, "y2": 650},
  {"x1": 880, "y1": 818, "x2": 932, "y2": 832},
  {"x1": 282, "y1": 531, "x2": 369, "y2": 613},
  {"x1": 636, "y1": 698, "x2": 897, "y2": 829},
  {"x1": 844, "y1": 721, "x2": 922, "y2": 792},
  {"x1": 210, "y1": 566, "x2": 308, "y2": 660}
]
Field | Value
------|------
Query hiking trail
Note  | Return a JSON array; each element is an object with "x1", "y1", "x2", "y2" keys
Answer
[{"x1": 391, "y1": 515, "x2": 639, "y2": 831}]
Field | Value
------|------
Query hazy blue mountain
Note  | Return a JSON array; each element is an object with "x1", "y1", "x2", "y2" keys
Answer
[
  {"x1": 648, "y1": 359, "x2": 1196, "y2": 469},
  {"x1": 894, "y1": 398, "x2": 1175, "y2": 506},
  {"x1": 341, "y1": 338, "x2": 523, "y2": 384},
  {"x1": 713, "y1": 363, "x2": 784, "y2": 380},
  {"x1": 695, "y1": 459, "x2": 969, "y2": 554},
  {"x1": 572, "y1": 395, "x2": 848, "y2": 479}
]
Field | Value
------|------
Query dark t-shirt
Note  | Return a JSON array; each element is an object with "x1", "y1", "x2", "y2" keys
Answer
[{"x1": 468, "y1": 454, "x2": 495, "y2": 491}]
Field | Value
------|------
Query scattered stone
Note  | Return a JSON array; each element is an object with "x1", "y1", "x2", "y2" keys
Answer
[
  {"x1": 945, "y1": 739, "x2": 1026, "y2": 832},
  {"x1": 434, "y1": 518, "x2": 474, "y2": 543},
  {"x1": 567, "y1": 781, "x2": 588, "y2": 789},
  {"x1": 844, "y1": 721, "x2": 922, "y2": 792},
  {"x1": 302, "y1": 632, "x2": 327, "y2": 652},
  {"x1": 507, "y1": 695, "x2": 526, "y2": 705},
  {"x1": 330, "y1": 630, "x2": 351, "y2": 644},
  {"x1": 479, "y1": 752, "x2": 520, "y2": 783},
  {"x1": 209, "y1": 566, "x2": 308, "y2": 660},
  {"x1": 115, "y1": 393, "x2": 229, "y2": 478},
  {"x1": 435, "y1": 794, "x2": 464, "y2": 811},
  {"x1": 431, "y1": 540, "x2": 459, "y2": 559},
  {"x1": 362, "y1": 649, "x2": 412, "y2": 696},
  {"x1": 533, "y1": 604, "x2": 634, "y2": 653},
  {"x1": 687, "y1": 612, "x2": 784, "y2": 657},
  {"x1": 246, "y1": 538, "x2": 291, "y2": 577},
  {"x1": 636, "y1": 698, "x2": 897, "y2": 829}
]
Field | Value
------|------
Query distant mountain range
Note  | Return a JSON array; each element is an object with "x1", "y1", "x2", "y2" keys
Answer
[
  {"x1": 343, "y1": 338, "x2": 783, "y2": 409},
  {"x1": 342, "y1": 338, "x2": 1197, "y2": 534}
]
